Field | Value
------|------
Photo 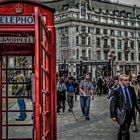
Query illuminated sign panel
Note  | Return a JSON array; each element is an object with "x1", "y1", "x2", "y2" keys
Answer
[
  {"x1": 0, "y1": 36, "x2": 34, "y2": 43},
  {"x1": 0, "y1": 16, "x2": 34, "y2": 24}
]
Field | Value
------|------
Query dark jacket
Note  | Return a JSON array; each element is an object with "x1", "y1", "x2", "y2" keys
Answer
[{"x1": 110, "y1": 85, "x2": 140, "y2": 125}]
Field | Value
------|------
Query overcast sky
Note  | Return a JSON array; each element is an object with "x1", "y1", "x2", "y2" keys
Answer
[{"x1": 111, "y1": 0, "x2": 140, "y2": 7}]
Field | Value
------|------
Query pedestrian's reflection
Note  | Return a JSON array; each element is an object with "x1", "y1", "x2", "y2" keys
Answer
[{"x1": 12, "y1": 70, "x2": 26, "y2": 121}]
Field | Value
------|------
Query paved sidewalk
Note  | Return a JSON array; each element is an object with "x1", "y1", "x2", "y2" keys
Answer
[{"x1": 57, "y1": 95, "x2": 140, "y2": 140}]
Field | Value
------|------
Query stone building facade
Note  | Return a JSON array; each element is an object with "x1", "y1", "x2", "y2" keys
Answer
[{"x1": 46, "y1": 0, "x2": 140, "y2": 79}]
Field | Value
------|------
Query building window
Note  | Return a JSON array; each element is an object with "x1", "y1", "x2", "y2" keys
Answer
[
  {"x1": 117, "y1": 30, "x2": 121, "y2": 36},
  {"x1": 96, "y1": 28, "x2": 100, "y2": 34},
  {"x1": 111, "y1": 39, "x2": 115, "y2": 48},
  {"x1": 60, "y1": 36, "x2": 69, "y2": 47},
  {"x1": 139, "y1": 53, "x2": 140, "y2": 61},
  {"x1": 82, "y1": 50, "x2": 86, "y2": 58},
  {"x1": 81, "y1": 26, "x2": 86, "y2": 32},
  {"x1": 130, "y1": 40, "x2": 134, "y2": 49},
  {"x1": 103, "y1": 39, "x2": 108, "y2": 48},
  {"x1": 131, "y1": 52, "x2": 134, "y2": 61},
  {"x1": 96, "y1": 37, "x2": 100, "y2": 47},
  {"x1": 104, "y1": 51, "x2": 108, "y2": 60},
  {"x1": 94, "y1": 16, "x2": 100, "y2": 21},
  {"x1": 131, "y1": 22, "x2": 135, "y2": 27},
  {"x1": 117, "y1": 19, "x2": 121, "y2": 25},
  {"x1": 125, "y1": 52, "x2": 128, "y2": 61},
  {"x1": 97, "y1": 51, "x2": 101, "y2": 60},
  {"x1": 103, "y1": 29, "x2": 107, "y2": 35},
  {"x1": 88, "y1": 50, "x2": 91, "y2": 60},
  {"x1": 81, "y1": 36, "x2": 86, "y2": 45},
  {"x1": 138, "y1": 40, "x2": 140, "y2": 50},
  {"x1": 124, "y1": 41, "x2": 128, "y2": 48},
  {"x1": 110, "y1": 30, "x2": 114, "y2": 36},
  {"x1": 88, "y1": 37, "x2": 91, "y2": 45},
  {"x1": 138, "y1": 32, "x2": 140, "y2": 38},
  {"x1": 130, "y1": 32, "x2": 134, "y2": 38},
  {"x1": 61, "y1": 26, "x2": 69, "y2": 34},
  {"x1": 88, "y1": 27, "x2": 91, "y2": 33},
  {"x1": 76, "y1": 49, "x2": 79, "y2": 60},
  {"x1": 124, "y1": 31, "x2": 128, "y2": 37},
  {"x1": 76, "y1": 25, "x2": 79, "y2": 32},
  {"x1": 124, "y1": 21, "x2": 127, "y2": 26},
  {"x1": 81, "y1": 2, "x2": 86, "y2": 13},
  {"x1": 117, "y1": 39, "x2": 122, "y2": 49},
  {"x1": 76, "y1": 36, "x2": 79, "y2": 45},
  {"x1": 118, "y1": 52, "x2": 122, "y2": 61}
]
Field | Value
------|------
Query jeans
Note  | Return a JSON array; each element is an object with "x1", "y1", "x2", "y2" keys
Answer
[
  {"x1": 17, "y1": 97, "x2": 26, "y2": 119},
  {"x1": 80, "y1": 96, "x2": 91, "y2": 117}
]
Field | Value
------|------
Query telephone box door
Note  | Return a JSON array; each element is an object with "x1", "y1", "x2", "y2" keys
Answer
[{"x1": 34, "y1": 7, "x2": 52, "y2": 140}]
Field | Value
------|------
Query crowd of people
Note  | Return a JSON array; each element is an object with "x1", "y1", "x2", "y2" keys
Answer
[{"x1": 56, "y1": 73, "x2": 140, "y2": 140}]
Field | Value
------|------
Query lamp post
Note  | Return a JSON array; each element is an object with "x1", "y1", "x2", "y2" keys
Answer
[
  {"x1": 108, "y1": 49, "x2": 116, "y2": 77},
  {"x1": 61, "y1": 60, "x2": 68, "y2": 77}
]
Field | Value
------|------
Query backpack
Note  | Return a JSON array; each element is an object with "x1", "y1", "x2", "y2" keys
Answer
[
  {"x1": 69, "y1": 84, "x2": 75, "y2": 92},
  {"x1": 58, "y1": 83, "x2": 65, "y2": 92}
]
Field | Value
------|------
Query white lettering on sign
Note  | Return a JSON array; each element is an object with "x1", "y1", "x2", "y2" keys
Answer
[
  {"x1": 0, "y1": 36, "x2": 34, "y2": 43},
  {"x1": 0, "y1": 16, "x2": 34, "y2": 24}
]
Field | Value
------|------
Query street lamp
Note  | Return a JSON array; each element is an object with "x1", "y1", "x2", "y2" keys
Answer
[
  {"x1": 61, "y1": 60, "x2": 68, "y2": 77},
  {"x1": 108, "y1": 49, "x2": 116, "y2": 77}
]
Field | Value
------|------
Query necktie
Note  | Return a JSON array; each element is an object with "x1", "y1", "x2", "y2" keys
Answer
[{"x1": 124, "y1": 87, "x2": 132, "y2": 110}]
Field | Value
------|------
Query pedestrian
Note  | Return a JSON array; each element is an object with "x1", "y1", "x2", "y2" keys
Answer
[
  {"x1": 67, "y1": 77, "x2": 75, "y2": 112},
  {"x1": 74, "y1": 80, "x2": 79, "y2": 101},
  {"x1": 110, "y1": 74, "x2": 140, "y2": 140},
  {"x1": 13, "y1": 70, "x2": 26, "y2": 121},
  {"x1": 79, "y1": 73, "x2": 94, "y2": 120},
  {"x1": 107, "y1": 76, "x2": 119, "y2": 99},
  {"x1": 130, "y1": 74, "x2": 140, "y2": 132},
  {"x1": 56, "y1": 76, "x2": 67, "y2": 113}
]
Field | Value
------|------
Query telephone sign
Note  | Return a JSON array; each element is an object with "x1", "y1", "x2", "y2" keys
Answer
[{"x1": 0, "y1": 16, "x2": 34, "y2": 24}]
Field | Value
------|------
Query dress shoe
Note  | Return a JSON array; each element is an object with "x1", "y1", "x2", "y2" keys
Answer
[{"x1": 85, "y1": 116, "x2": 90, "y2": 121}]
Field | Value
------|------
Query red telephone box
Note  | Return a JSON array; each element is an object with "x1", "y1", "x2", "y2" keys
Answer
[{"x1": 0, "y1": 0, "x2": 56, "y2": 140}]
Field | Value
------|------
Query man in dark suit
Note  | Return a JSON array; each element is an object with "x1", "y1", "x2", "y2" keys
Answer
[{"x1": 110, "y1": 74, "x2": 140, "y2": 140}]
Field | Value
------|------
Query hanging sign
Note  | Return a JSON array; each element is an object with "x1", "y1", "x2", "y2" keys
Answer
[
  {"x1": 0, "y1": 36, "x2": 34, "y2": 44},
  {"x1": 0, "y1": 16, "x2": 34, "y2": 24}
]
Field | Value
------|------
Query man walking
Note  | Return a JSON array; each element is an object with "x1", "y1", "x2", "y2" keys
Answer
[
  {"x1": 79, "y1": 73, "x2": 94, "y2": 120},
  {"x1": 110, "y1": 74, "x2": 140, "y2": 140},
  {"x1": 67, "y1": 77, "x2": 75, "y2": 112}
]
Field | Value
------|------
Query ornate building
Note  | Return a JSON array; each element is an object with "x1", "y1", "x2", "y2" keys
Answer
[{"x1": 46, "y1": 0, "x2": 140, "y2": 79}]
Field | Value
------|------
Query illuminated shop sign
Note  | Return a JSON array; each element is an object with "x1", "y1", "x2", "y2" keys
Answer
[
  {"x1": 0, "y1": 36, "x2": 34, "y2": 43},
  {"x1": 0, "y1": 16, "x2": 34, "y2": 24}
]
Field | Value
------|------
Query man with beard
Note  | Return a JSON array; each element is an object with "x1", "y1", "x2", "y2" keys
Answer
[{"x1": 79, "y1": 73, "x2": 94, "y2": 120}]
